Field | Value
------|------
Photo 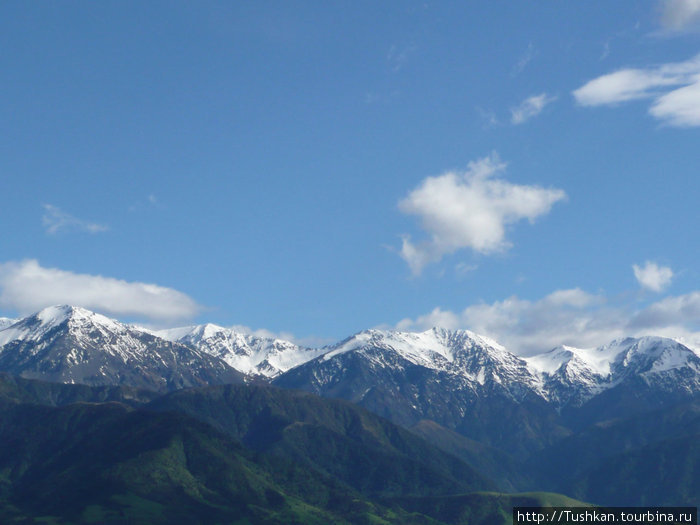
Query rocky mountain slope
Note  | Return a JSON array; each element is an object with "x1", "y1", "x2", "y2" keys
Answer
[{"x1": 0, "y1": 305, "x2": 243, "y2": 392}]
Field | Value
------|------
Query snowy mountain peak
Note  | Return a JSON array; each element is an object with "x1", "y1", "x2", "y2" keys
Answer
[
  {"x1": 0, "y1": 305, "x2": 126, "y2": 347},
  {"x1": 605, "y1": 336, "x2": 700, "y2": 375},
  {"x1": 0, "y1": 305, "x2": 242, "y2": 391},
  {"x1": 313, "y1": 330, "x2": 700, "y2": 409},
  {"x1": 523, "y1": 336, "x2": 700, "y2": 407},
  {"x1": 37, "y1": 304, "x2": 82, "y2": 322},
  {"x1": 525, "y1": 337, "x2": 697, "y2": 380},
  {"x1": 2, "y1": 306, "x2": 698, "y2": 408},
  {"x1": 315, "y1": 326, "x2": 541, "y2": 398},
  {"x1": 43, "y1": 304, "x2": 121, "y2": 329},
  {"x1": 525, "y1": 345, "x2": 605, "y2": 376},
  {"x1": 198, "y1": 323, "x2": 229, "y2": 339},
  {"x1": 156, "y1": 323, "x2": 232, "y2": 343},
  {"x1": 324, "y1": 327, "x2": 516, "y2": 368},
  {"x1": 156, "y1": 323, "x2": 325, "y2": 378}
]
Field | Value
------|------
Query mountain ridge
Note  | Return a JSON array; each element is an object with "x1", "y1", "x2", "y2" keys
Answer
[
  {"x1": 154, "y1": 322, "x2": 326, "y2": 378},
  {"x1": 1, "y1": 305, "x2": 698, "y2": 408},
  {"x1": 0, "y1": 305, "x2": 244, "y2": 392}
]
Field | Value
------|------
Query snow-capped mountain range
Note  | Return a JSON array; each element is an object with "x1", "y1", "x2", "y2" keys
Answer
[
  {"x1": 525, "y1": 337, "x2": 700, "y2": 407},
  {"x1": 154, "y1": 324, "x2": 326, "y2": 378},
  {"x1": 2, "y1": 306, "x2": 697, "y2": 504},
  {"x1": 275, "y1": 327, "x2": 700, "y2": 406},
  {"x1": 0, "y1": 305, "x2": 698, "y2": 408},
  {"x1": 301, "y1": 327, "x2": 543, "y2": 401}
]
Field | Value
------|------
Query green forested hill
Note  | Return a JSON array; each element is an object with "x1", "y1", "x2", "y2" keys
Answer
[
  {"x1": 147, "y1": 383, "x2": 495, "y2": 499},
  {"x1": 0, "y1": 374, "x2": 497, "y2": 524},
  {"x1": 0, "y1": 373, "x2": 687, "y2": 524},
  {"x1": 0, "y1": 399, "x2": 441, "y2": 524}
]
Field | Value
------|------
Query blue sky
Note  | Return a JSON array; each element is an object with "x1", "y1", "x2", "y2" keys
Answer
[{"x1": 1, "y1": 1, "x2": 699, "y2": 353}]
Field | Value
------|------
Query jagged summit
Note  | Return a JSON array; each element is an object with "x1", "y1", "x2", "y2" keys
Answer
[
  {"x1": 36, "y1": 304, "x2": 103, "y2": 322},
  {"x1": 526, "y1": 336, "x2": 699, "y2": 378},
  {"x1": 525, "y1": 336, "x2": 700, "y2": 407},
  {"x1": 156, "y1": 323, "x2": 326, "y2": 378},
  {"x1": 279, "y1": 326, "x2": 544, "y2": 400},
  {"x1": 324, "y1": 327, "x2": 508, "y2": 363},
  {"x1": 0, "y1": 305, "x2": 124, "y2": 347},
  {"x1": 525, "y1": 344, "x2": 612, "y2": 387},
  {"x1": 319, "y1": 327, "x2": 540, "y2": 394},
  {"x1": 604, "y1": 336, "x2": 699, "y2": 371}
]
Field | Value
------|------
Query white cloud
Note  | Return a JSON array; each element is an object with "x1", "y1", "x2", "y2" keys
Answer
[
  {"x1": 511, "y1": 93, "x2": 557, "y2": 124},
  {"x1": 649, "y1": 79, "x2": 700, "y2": 125},
  {"x1": 397, "y1": 154, "x2": 567, "y2": 275},
  {"x1": 660, "y1": 0, "x2": 700, "y2": 32},
  {"x1": 633, "y1": 261, "x2": 674, "y2": 292},
  {"x1": 573, "y1": 54, "x2": 700, "y2": 126},
  {"x1": 0, "y1": 259, "x2": 200, "y2": 322},
  {"x1": 42, "y1": 204, "x2": 108, "y2": 235},
  {"x1": 395, "y1": 288, "x2": 700, "y2": 355},
  {"x1": 629, "y1": 290, "x2": 700, "y2": 329},
  {"x1": 574, "y1": 69, "x2": 673, "y2": 106}
]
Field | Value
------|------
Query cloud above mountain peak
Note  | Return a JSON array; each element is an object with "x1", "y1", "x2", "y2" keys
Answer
[{"x1": 0, "y1": 259, "x2": 201, "y2": 323}]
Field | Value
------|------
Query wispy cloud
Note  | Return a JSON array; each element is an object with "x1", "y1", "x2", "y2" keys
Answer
[
  {"x1": 129, "y1": 194, "x2": 164, "y2": 213},
  {"x1": 629, "y1": 291, "x2": 700, "y2": 334},
  {"x1": 397, "y1": 154, "x2": 566, "y2": 275},
  {"x1": 573, "y1": 53, "x2": 700, "y2": 126},
  {"x1": 510, "y1": 93, "x2": 557, "y2": 124},
  {"x1": 395, "y1": 288, "x2": 700, "y2": 355},
  {"x1": 387, "y1": 44, "x2": 416, "y2": 72},
  {"x1": 42, "y1": 204, "x2": 108, "y2": 235},
  {"x1": 476, "y1": 106, "x2": 501, "y2": 128},
  {"x1": 455, "y1": 262, "x2": 478, "y2": 277},
  {"x1": 511, "y1": 43, "x2": 536, "y2": 76},
  {"x1": 0, "y1": 259, "x2": 201, "y2": 322},
  {"x1": 659, "y1": 0, "x2": 700, "y2": 32},
  {"x1": 633, "y1": 261, "x2": 674, "y2": 292}
]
